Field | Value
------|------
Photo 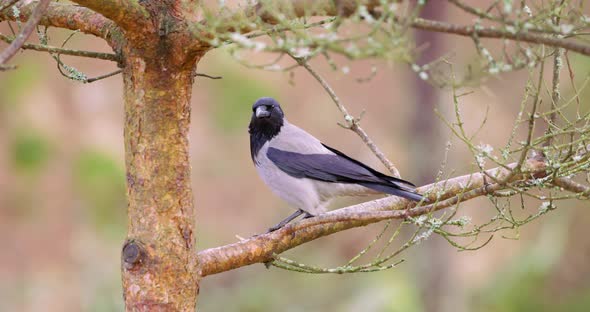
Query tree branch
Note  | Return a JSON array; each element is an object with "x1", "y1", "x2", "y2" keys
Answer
[
  {"x1": 0, "y1": 34, "x2": 119, "y2": 61},
  {"x1": 0, "y1": 2, "x2": 115, "y2": 38},
  {"x1": 0, "y1": 0, "x2": 21, "y2": 14},
  {"x1": 409, "y1": 18, "x2": 590, "y2": 57},
  {"x1": 0, "y1": 0, "x2": 50, "y2": 68},
  {"x1": 197, "y1": 158, "x2": 547, "y2": 277},
  {"x1": 553, "y1": 177, "x2": 590, "y2": 196},
  {"x1": 446, "y1": 0, "x2": 559, "y2": 35},
  {"x1": 203, "y1": 0, "x2": 358, "y2": 35},
  {"x1": 290, "y1": 54, "x2": 401, "y2": 177},
  {"x1": 213, "y1": 1, "x2": 590, "y2": 57},
  {"x1": 84, "y1": 69, "x2": 122, "y2": 83},
  {"x1": 68, "y1": 0, "x2": 149, "y2": 32}
]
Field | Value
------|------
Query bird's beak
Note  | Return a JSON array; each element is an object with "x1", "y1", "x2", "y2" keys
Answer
[{"x1": 256, "y1": 106, "x2": 271, "y2": 118}]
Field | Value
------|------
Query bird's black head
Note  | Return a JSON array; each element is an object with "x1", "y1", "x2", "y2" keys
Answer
[
  {"x1": 249, "y1": 97, "x2": 285, "y2": 162},
  {"x1": 251, "y1": 97, "x2": 284, "y2": 120}
]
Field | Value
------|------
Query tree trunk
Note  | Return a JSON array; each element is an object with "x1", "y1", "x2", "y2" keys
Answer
[{"x1": 120, "y1": 47, "x2": 200, "y2": 311}]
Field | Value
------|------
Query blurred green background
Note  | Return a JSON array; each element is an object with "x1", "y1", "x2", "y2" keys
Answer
[{"x1": 2, "y1": 2, "x2": 590, "y2": 311}]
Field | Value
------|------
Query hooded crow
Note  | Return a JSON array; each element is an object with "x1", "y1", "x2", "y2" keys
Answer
[{"x1": 249, "y1": 97, "x2": 424, "y2": 232}]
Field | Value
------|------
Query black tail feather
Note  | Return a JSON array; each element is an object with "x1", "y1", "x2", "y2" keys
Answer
[{"x1": 359, "y1": 182, "x2": 424, "y2": 202}]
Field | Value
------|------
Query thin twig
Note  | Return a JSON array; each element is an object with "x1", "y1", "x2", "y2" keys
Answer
[
  {"x1": 0, "y1": 0, "x2": 20, "y2": 12},
  {"x1": 0, "y1": 34, "x2": 119, "y2": 61},
  {"x1": 0, "y1": 0, "x2": 51, "y2": 68},
  {"x1": 48, "y1": 31, "x2": 120, "y2": 83},
  {"x1": 194, "y1": 72, "x2": 222, "y2": 79},
  {"x1": 85, "y1": 69, "x2": 122, "y2": 83},
  {"x1": 0, "y1": 63, "x2": 16, "y2": 70},
  {"x1": 447, "y1": 0, "x2": 562, "y2": 35},
  {"x1": 506, "y1": 50, "x2": 545, "y2": 183},
  {"x1": 545, "y1": 0, "x2": 566, "y2": 147},
  {"x1": 564, "y1": 52, "x2": 581, "y2": 117},
  {"x1": 288, "y1": 53, "x2": 401, "y2": 178}
]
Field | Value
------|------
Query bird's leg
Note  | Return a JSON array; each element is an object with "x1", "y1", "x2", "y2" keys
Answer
[
  {"x1": 302, "y1": 212, "x2": 315, "y2": 219},
  {"x1": 267, "y1": 209, "x2": 305, "y2": 233}
]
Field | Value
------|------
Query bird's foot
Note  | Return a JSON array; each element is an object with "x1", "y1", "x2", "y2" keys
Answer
[
  {"x1": 302, "y1": 212, "x2": 315, "y2": 219},
  {"x1": 266, "y1": 224, "x2": 283, "y2": 233},
  {"x1": 265, "y1": 209, "x2": 306, "y2": 233}
]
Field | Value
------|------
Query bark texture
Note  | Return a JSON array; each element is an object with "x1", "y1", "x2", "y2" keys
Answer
[
  {"x1": 109, "y1": 1, "x2": 204, "y2": 310},
  {"x1": 121, "y1": 50, "x2": 200, "y2": 310},
  {"x1": 0, "y1": 2, "x2": 116, "y2": 38}
]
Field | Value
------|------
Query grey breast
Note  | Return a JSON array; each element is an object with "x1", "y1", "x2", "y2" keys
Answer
[{"x1": 254, "y1": 122, "x2": 326, "y2": 214}]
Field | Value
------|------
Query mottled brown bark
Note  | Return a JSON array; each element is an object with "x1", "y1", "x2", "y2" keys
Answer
[
  {"x1": 0, "y1": 2, "x2": 116, "y2": 38},
  {"x1": 121, "y1": 46, "x2": 202, "y2": 310},
  {"x1": 3, "y1": 2, "x2": 206, "y2": 308},
  {"x1": 69, "y1": 0, "x2": 149, "y2": 31},
  {"x1": 112, "y1": 1, "x2": 205, "y2": 305}
]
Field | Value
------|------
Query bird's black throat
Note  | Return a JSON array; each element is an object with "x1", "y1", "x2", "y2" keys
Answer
[{"x1": 249, "y1": 115, "x2": 283, "y2": 163}]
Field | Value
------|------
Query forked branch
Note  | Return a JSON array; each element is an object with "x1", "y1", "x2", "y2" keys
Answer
[
  {"x1": 0, "y1": 0, "x2": 50, "y2": 68},
  {"x1": 197, "y1": 158, "x2": 547, "y2": 277}
]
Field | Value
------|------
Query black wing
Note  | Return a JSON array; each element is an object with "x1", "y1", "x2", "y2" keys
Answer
[
  {"x1": 267, "y1": 147, "x2": 380, "y2": 183},
  {"x1": 266, "y1": 145, "x2": 423, "y2": 201},
  {"x1": 321, "y1": 144, "x2": 416, "y2": 187}
]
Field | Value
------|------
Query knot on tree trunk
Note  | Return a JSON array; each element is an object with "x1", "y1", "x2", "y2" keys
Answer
[{"x1": 122, "y1": 239, "x2": 146, "y2": 270}]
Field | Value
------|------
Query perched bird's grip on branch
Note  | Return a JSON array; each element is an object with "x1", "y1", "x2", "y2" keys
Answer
[{"x1": 197, "y1": 157, "x2": 548, "y2": 277}]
